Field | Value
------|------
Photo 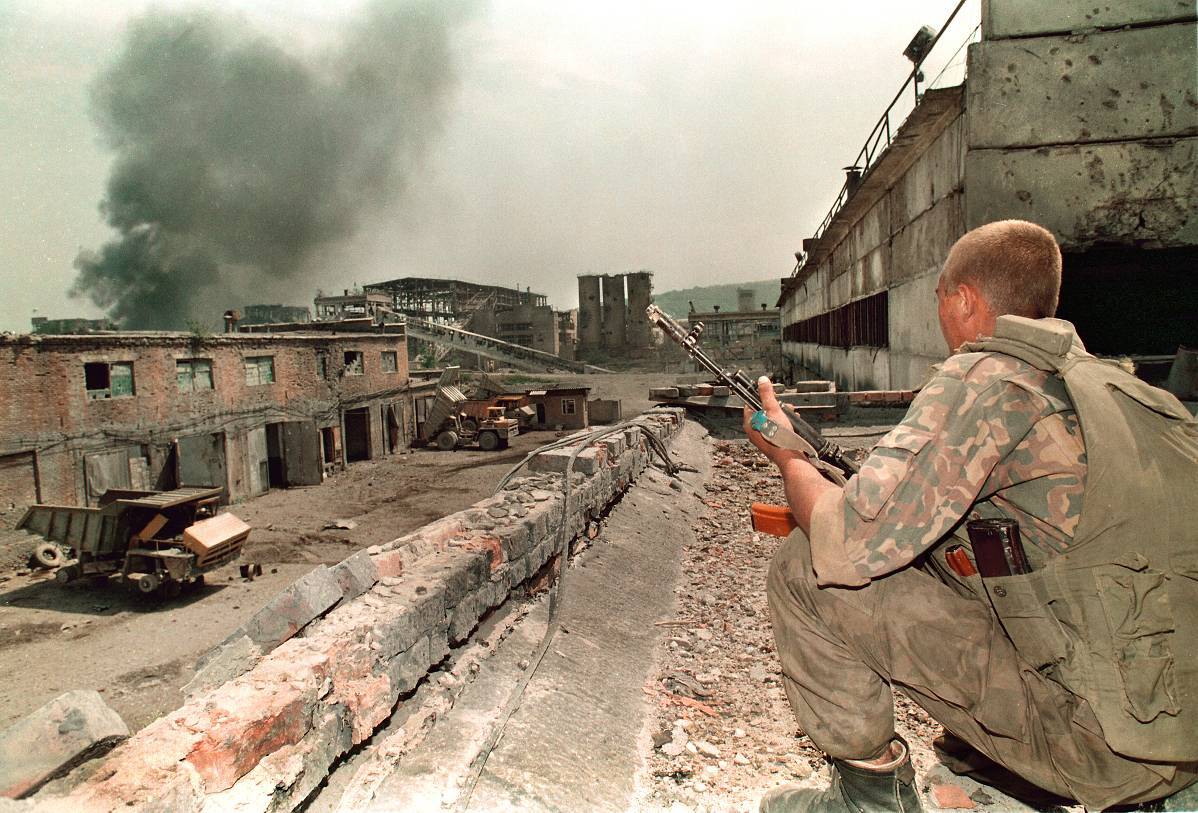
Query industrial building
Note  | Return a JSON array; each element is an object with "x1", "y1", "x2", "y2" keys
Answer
[
  {"x1": 686, "y1": 288, "x2": 782, "y2": 374},
  {"x1": 0, "y1": 330, "x2": 413, "y2": 525},
  {"x1": 239, "y1": 304, "x2": 311, "y2": 326},
  {"x1": 577, "y1": 271, "x2": 653, "y2": 358},
  {"x1": 779, "y1": 0, "x2": 1197, "y2": 390}
]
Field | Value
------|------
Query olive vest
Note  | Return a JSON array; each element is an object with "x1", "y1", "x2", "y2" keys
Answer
[{"x1": 957, "y1": 315, "x2": 1198, "y2": 763}]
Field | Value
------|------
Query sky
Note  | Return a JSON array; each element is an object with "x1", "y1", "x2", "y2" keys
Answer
[{"x1": 0, "y1": 0, "x2": 979, "y2": 332}]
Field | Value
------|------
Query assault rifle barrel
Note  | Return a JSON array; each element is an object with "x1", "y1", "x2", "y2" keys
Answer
[{"x1": 646, "y1": 304, "x2": 860, "y2": 477}]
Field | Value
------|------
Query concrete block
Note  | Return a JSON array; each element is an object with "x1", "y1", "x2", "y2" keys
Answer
[
  {"x1": 386, "y1": 637, "x2": 432, "y2": 695},
  {"x1": 413, "y1": 549, "x2": 487, "y2": 607},
  {"x1": 967, "y1": 23, "x2": 1198, "y2": 149},
  {"x1": 982, "y1": 0, "x2": 1194, "y2": 40},
  {"x1": 0, "y1": 690, "x2": 128, "y2": 798},
  {"x1": 448, "y1": 588, "x2": 484, "y2": 643},
  {"x1": 965, "y1": 137, "x2": 1198, "y2": 248},
  {"x1": 648, "y1": 387, "x2": 679, "y2": 399},
  {"x1": 183, "y1": 634, "x2": 261, "y2": 699},
  {"x1": 496, "y1": 523, "x2": 532, "y2": 560},
  {"x1": 371, "y1": 586, "x2": 446, "y2": 660},
  {"x1": 330, "y1": 550, "x2": 378, "y2": 604},
  {"x1": 527, "y1": 445, "x2": 604, "y2": 476},
  {"x1": 240, "y1": 566, "x2": 342, "y2": 651}
]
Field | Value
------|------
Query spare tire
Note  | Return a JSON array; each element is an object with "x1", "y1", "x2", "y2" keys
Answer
[
  {"x1": 32, "y1": 543, "x2": 63, "y2": 569},
  {"x1": 435, "y1": 430, "x2": 459, "y2": 451}
]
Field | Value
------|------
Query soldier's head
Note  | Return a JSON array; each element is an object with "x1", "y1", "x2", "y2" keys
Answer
[{"x1": 936, "y1": 220, "x2": 1062, "y2": 351}]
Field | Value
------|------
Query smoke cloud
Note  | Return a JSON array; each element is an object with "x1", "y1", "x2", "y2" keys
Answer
[{"x1": 72, "y1": 0, "x2": 475, "y2": 329}]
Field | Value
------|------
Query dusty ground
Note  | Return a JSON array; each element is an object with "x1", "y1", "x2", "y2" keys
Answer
[{"x1": 0, "y1": 427, "x2": 564, "y2": 733}]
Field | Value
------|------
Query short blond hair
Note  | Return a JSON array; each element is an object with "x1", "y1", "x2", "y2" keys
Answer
[{"x1": 943, "y1": 220, "x2": 1062, "y2": 318}]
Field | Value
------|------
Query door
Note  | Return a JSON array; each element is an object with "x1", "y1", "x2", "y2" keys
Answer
[
  {"x1": 245, "y1": 426, "x2": 269, "y2": 496},
  {"x1": 344, "y1": 408, "x2": 372, "y2": 462},
  {"x1": 282, "y1": 421, "x2": 323, "y2": 485},
  {"x1": 175, "y1": 432, "x2": 228, "y2": 497},
  {"x1": 83, "y1": 448, "x2": 134, "y2": 505},
  {"x1": 265, "y1": 423, "x2": 286, "y2": 487}
]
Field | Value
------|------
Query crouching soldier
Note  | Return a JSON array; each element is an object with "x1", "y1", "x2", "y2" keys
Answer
[{"x1": 745, "y1": 220, "x2": 1198, "y2": 811}]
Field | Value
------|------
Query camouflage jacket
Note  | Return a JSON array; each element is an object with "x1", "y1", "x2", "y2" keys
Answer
[{"x1": 808, "y1": 349, "x2": 1087, "y2": 588}]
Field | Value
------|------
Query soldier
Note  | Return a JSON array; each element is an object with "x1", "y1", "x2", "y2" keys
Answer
[{"x1": 745, "y1": 220, "x2": 1198, "y2": 812}]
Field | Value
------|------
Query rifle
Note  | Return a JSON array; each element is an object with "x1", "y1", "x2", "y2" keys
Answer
[{"x1": 647, "y1": 304, "x2": 860, "y2": 535}]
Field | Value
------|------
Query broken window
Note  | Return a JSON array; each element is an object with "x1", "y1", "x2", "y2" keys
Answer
[
  {"x1": 343, "y1": 351, "x2": 364, "y2": 376},
  {"x1": 244, "y1": 356, "x2": 275, "y2": 386},
  {"x1": 561, "y1": 398, "x2": 576, "y2": 415},
  {"x1": 84, "y1": 361, "x2": 135, "y2": 399},
  {"x1": 380, "y1": 351, "x2": 398, "y2": 373},
  {"x1": 176, "y1": 358, "x2": 214, "y2": 392},
  {"x1": 316, "y1": 353, "x2": 328, "y2": 380}
]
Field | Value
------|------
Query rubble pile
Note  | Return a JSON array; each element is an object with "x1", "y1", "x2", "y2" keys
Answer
[{"x1": 642, "y1": 438, "x2": 945, "y2": 812}]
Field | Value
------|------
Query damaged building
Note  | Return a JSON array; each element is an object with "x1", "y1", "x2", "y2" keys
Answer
[
  {"x1": 0, "y1": 330, "x2": 413, "y2": 524},
  {"x1": 779, "y1": 0, "x2": 1197, "y2": 390},
  {"x1": 576, "y1": 271, "x2": 654, "y2": 359},
  {"x1": 685, "y1": 287, "x2": 782, "y2": 375}
]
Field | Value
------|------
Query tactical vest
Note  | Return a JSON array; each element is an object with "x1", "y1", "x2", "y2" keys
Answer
[{"x1": 956, "y1": 315, "x2": 1198, "y2": 763}]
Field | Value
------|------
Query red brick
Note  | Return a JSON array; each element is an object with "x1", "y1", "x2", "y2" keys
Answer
[
  {"x1": 931, "y1": 782, "x2": 976, "y2": 809},
  {"x1": 372, "y1": 549, "x2": 405, "y2": 579}
]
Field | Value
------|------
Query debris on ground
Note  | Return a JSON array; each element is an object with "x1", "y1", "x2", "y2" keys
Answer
[{"x1": 640, "y1": 437, "x2": 1062, "y2": 812}]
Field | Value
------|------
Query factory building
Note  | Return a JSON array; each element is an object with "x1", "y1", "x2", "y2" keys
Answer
[
  {"x1": 576, "y1": 271, "x2": 654, "y2": 358},
  {"x1": 779, "y1": 0, "x2": 1197, "y2": 390},
  {"x1": 0, "y1": 330, "x2": 413, "y2": 527}
]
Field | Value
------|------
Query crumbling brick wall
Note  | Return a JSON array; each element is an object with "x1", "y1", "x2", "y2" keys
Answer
[{"x1": 0, "y1": 332, "x2": 411, "y2": 515}]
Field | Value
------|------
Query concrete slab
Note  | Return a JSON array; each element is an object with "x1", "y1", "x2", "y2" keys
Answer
[{"x1": 362, "y1": 421, "x2": 712, "y2": 812}]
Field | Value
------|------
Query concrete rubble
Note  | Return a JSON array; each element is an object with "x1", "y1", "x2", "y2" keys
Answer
[
  {"x1": 0, "y1": 690, "x2": 129, "y2": 799},
  {"x1": 17, "y1": 408, "x2": 686, "y2": 813}
]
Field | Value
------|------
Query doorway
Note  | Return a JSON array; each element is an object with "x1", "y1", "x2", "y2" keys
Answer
[
  {"x1": 344, "y1": 408, "x2": 372, "y2": 462},
  {"x1": 266, "y1": 423, "x2": 286, "y2": 487}
]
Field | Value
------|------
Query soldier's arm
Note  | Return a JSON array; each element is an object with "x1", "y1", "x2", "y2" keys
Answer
[{"x1": 805, "y1": 357, "x2": 1050, "y2": 587}]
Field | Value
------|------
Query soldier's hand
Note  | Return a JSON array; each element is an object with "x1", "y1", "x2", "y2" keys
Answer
[{"x1": 743, "y1": 377, "x2": 809, "y2": 471}]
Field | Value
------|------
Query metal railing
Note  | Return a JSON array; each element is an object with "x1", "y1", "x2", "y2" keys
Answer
[{"x1": 805, "y1": 0, "x2": 973, "y2": 254}]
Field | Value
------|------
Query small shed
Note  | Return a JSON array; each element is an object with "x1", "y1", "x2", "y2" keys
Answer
[{"x1": 527, "y1": 387, "x2": 591, "y2": 430}]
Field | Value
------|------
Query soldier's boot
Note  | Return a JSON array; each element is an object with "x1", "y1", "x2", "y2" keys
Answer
[{"x1": 759, "y1": 738, "x2": 924, "y2": 813}]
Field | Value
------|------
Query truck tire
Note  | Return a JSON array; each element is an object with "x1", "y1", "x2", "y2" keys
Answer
[
  {"x1": 55, "y1": 564, "x2": 81, "y2": 584},
  {"x1": 478, "y1": 431, "x2": 499, "y2": 452},
  {"x1": 460, "y1": 417, "x2": 479, "y2": 434},
  {"x1": 436, "y1": 430, "x2": 459, "y2": 451},
  {"x1": 32, "y1": 543, "x2": 63, "y2": 569}
]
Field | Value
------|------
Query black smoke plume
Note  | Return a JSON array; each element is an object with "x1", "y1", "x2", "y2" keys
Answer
[{"x1": 73, "y1": 1, "x2": 475, "y2": 329}]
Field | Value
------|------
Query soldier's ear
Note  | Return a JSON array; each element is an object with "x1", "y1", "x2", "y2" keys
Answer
[{"x1": 956, "y1": 282, "x2": 985, "y2": 319}]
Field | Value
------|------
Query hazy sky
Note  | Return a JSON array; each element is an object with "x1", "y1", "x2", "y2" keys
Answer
[{"x1": 0, "y1": 0, "x2": 978, "y2": 331}]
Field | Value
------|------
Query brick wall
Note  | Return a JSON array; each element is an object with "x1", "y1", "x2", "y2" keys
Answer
[
  {"x1": 0, "y1": 333, "x2": 411, "y2": 512},
  {"x1": 34, "y1": 408, "x2": 686, "y2": 813}
]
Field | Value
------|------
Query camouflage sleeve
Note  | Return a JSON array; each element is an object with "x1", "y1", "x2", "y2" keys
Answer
[{"x1": 808, "y1": 355, "x2": 1052, "y2": 587}]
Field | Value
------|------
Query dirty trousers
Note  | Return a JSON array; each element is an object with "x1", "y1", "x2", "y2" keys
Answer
[{"x1": 765, "y1": 530, "x2": 1197, "y2": 810}]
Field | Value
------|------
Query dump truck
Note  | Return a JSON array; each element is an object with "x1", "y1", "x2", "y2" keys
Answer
[
  {"x1": 19, "y1": 486, "x2": 249, "y2": 596},
  {"x1": 420, "y1": 368, "x2": 520, "y2": 451}
]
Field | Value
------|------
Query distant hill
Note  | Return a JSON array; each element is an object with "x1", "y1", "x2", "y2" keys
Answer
[{"x1": 652, "y1": 278, "x2": 781, "y2": 318}]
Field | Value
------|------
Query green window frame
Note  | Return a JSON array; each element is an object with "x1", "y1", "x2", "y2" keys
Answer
[
  {"x1": 176, "y1": 358, "x2": 214, "y2": 392},
  {"x1": 84, "y1": 361, "x2": 135, "y2": 400},
  {"x1": 244, "y1": 355, "x2": 275, "y2": 386}
]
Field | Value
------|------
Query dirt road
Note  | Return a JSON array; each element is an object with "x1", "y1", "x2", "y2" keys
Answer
[{"x1": 0, "y1": 429, "x2": 559, "y2": 733}]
